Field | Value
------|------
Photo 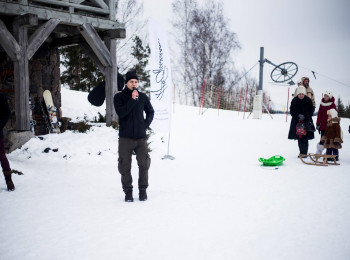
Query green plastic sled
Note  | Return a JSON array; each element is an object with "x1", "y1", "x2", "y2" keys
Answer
[{"x1": 259, "y1": 155, "x2": 285, "y2": 166}]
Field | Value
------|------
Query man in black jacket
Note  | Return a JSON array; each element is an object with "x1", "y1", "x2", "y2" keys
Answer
[
  {"x1": 114, "y1": 71, "x2": 154, "y2": 202},
  {"x1": 0, "y1": 93, "x2": 15, "y2": 191}
]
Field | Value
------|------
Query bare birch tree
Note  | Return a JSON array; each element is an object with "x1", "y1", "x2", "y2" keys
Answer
[
  {"x1": 116, "y1": 0, "x2": 146, "y2": 74},
  {"x1": 172, "y1": 0, "x2": 241, "y2": 106}
]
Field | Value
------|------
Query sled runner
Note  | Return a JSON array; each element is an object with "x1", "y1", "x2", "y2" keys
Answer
[{"x1": 299, "y1": 153, "x2": 339, "y2": 166}]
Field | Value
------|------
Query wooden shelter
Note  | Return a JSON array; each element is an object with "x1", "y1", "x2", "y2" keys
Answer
[{"x1": 0, "y1": 0, "x2": 125, "y2": 132}]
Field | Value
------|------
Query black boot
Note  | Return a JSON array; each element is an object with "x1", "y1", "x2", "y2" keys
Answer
[
  {"x1": 124, "y1": 190, "x2": 133, "y2": 202},
  {"x1": 4, "y1": 171, "x2": 15, "y2": 191},
  {"x1": 139, "y1": 189, "x2": 147, "y2": 201}
]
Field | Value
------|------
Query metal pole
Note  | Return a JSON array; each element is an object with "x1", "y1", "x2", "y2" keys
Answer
[
  {"x1": 286, "y1": 87, "x2": 290, "y2": 122},
  {"x1": 258, "y1": 47, "x2": 264, "y2": 95}
]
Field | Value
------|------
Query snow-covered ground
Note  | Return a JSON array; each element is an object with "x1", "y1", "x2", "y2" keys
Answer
[{"x1": 1, "y1": 88, "x2": 350, "y2": 260}]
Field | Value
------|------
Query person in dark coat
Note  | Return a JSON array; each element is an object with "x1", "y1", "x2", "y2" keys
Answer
[
  {"x1": 288, "y1": 86, "x2": 315, "y2": 157},
  {"x1": 114, "y1": 70, "x2": 154, "y2": 202},
  {"x1": 0, "y1": 93, "x2": 15, "y2": 191}
]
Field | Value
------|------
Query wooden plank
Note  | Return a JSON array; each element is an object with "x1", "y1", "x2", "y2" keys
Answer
[
  {"x1": 90, "y1": 0, "x2": 109, "y2": 10},
  {"x1": 13, "y1": 14, "x2": 38, "y2": 27},
  {"x1": 108, "y1": 0, "x2": 116, "y2": 21},
  {"x1": 30, "y1": 0, "x2": 110, "y2": 15},
  {"x1": 79, "y1": 23, "x2": 112, "y2": 67},
  {"x1": 0, "y1": 20, "x2": 21, "y2": 61},
  {"x1": 70, "y1": 0, "x2": 85, "y2": 4},
  {"x1": 27, "y1": 18, "x2": 60, "y2": 60},
  {"x1": 51, "y1": 28, "x2": 125, "y2": 47},
  {"x1": 100, "y1": 28, "x2": 126, "y2": 39},
  {"x1": 0, "y1": 2, "x2": 123, "y2": 30},
  {"x1": 104, "y1": 37, "x2": 118, "y2": 125},
  {"x1": 79, "y1": 41, "x2": 106, "y2": 75},
  {"x1": 13, "y1": 24, "x2": 30, "y2": 131}
]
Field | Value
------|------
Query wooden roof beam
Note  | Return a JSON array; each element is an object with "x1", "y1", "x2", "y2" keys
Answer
[
  {"x1": 79, "y1": 23, "x2": 112, "y2": 67},
  {"x1": 27, "y1": 18, "x2": 60, "y2": 59},
  {"x1": 0, "y1": 19, "x2": 21, "y2": 61}
]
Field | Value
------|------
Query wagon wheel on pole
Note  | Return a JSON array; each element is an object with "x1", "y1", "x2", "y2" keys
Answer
[{"x1": 270, "y1": 62, "x2": 298, "y2": 83}]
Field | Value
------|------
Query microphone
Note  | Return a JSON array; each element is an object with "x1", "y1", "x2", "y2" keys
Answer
[{"x1": 133, "y1": 87, "x2": 139, "y2": 100}]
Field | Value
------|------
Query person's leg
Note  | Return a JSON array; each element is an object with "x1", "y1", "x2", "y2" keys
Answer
[
  {"x1": 0, "y1": 138, "x2": 11, "y2": 171},
  {"x1": 134, "y1": 138, "x2": 150, "y2": 200},
  {"x1": 333, "y1": 148, "x2": 339, "y2": 161},
  {"x1": 297, "y1": 139, "x2": 303, "y2": 156},
  {"x1": 118, "y1": 138, "x2": 136, "y2": 200},
  {"x1": 303, "y1": 139, "x2": 309, "y2": 155},
  {"x1": 298, "y1": 138, "x2": 308, "y2": 156},
  {"x1": 0, "y1": 138, "x2": 14, "y2": 191}
]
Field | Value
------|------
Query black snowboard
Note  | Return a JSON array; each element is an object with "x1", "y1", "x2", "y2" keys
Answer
[
  {"x1": 87, "y1": 73, "x2": 125, "y2": 107},
  {"x1": 88, "y1": 81, "x2": 105, "y2": 107}
]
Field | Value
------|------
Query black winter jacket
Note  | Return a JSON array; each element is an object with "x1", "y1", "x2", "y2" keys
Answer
[
  {"x1": 114, "y1": 87, "x2": 154, "y2": 139},
  {"x1": 288, "y1": 96, "x2": 315, "y2": 140},
  {"x1": 0, "y1": 93, "x2": 11, "y2": 138}
]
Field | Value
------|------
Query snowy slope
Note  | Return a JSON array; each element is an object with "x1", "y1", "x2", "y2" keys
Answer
[{"x1": 1, "y1": 88, "x2": 350, "y2": 260}]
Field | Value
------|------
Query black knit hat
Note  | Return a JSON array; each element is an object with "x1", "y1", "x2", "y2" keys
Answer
[{"x1": 125, "y1": 70, "x2": 138, "y2": 83}]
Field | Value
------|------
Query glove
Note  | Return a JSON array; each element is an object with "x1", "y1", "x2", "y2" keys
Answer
[
  {"x1": 316, "y1": 124, "x2": 321, "y2": 134},
  {"x1": 319, "y1": 140, "x2": 325, "y2": 145},
  {"x1": 298, "y1": 114, "x2": 305, "y2": 121},
  {"x1": 334, "y1": 142, "x2": 340, "y2": 146}
]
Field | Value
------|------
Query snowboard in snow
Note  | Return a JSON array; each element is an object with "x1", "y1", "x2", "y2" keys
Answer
[
  {"x1": 88, "y1": 81, "x2": 105, "y2": 107},
  {"x1": 43, "y1": 90, "x2": 61, "y2": 133}
]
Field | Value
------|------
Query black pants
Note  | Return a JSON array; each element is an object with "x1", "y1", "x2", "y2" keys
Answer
[
  {"x1": 298, "y1": 138, "x2": 309, "y2": 155},
  {"x1": 118, "y1": 137, "x2": 150, "y2": 192},
  {"x1": 326, "y1": 148, "x2": 339, "y2": 160}
]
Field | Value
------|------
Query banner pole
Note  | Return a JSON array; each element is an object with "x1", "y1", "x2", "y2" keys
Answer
[{"x1": 162, "y1": 122, "x2": 175, "y2": 160}]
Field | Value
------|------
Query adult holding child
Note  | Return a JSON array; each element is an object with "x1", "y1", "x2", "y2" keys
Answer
[{"x1": 294, "y1": 76, "x2": 315, "y2": 108}]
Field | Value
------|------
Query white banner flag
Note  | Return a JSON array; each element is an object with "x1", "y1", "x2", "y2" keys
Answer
[{"x1": 148, "y1": 19, "x2": 172, "y2": 134}]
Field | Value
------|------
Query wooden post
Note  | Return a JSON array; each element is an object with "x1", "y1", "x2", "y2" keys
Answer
[
  {"x1": 13, "y1": 24, "x2": 30, "y2": 130},
  {"x1": 104, "y1": 37, "x2": 118, "y2": 125},
  {"x1": 2, "y1": 16, "x2": 59, "y2": 131},
  {"x1": 108, "y1": 0, "x2": 116, "y2": 20}
]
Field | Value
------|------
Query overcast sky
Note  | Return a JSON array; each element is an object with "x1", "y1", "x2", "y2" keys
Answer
[{"x1": 143, "y1": 0, "x2": 350, "y2": 109}]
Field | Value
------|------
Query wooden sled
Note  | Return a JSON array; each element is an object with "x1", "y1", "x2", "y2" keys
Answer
[{"x1": 299, "y1": 153, "x2": 340, "y2": 166}]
